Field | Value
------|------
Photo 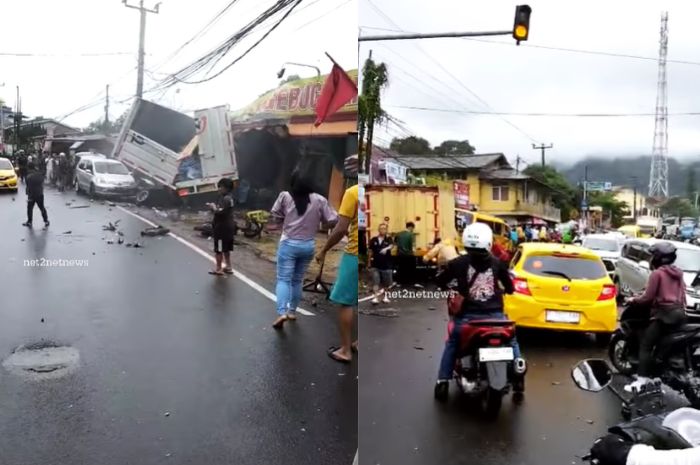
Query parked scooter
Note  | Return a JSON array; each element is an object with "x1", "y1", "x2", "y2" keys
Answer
[
  {"x1": 436, "y1": 291, "x2": 527, "y2": 416},
  {"x1": 608, "y1": 301, "x2": 700, "y2": 406},
  {"x1": 571, "y1": 359, "x2": 697, "y2": 463}
]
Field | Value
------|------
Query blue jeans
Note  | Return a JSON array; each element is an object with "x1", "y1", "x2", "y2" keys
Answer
[
  {"x1": 437, "y1": 312, "x2": 522, "y2": 381},
  {"x1": 275, "y1": 239, "x2": 315, "y2": 315}
]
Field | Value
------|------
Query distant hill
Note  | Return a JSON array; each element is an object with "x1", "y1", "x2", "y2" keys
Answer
[{"x1": 559, "y1": 156, "x2": 700, "y2": 195}]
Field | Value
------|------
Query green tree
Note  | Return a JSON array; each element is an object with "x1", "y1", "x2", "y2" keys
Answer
[
  {"x1": 83, "y1": 111, "x2": 127, "y2": 135},
  {"x1": 279, "y1": 74, "x2": 301, "y2": 85},
  {"x1": 433, "y1": 139, "x2": 475, "y2": 156},
  {"x1": 523, "y1": 164, "x2": 578, "y2": 221},
  {"x1": 589, "y1": 192, "x2": 629, "y2": 228},
  {"x1": 358, "y1": 58, "x2": 389, "y2": 174},
  {"x1": 389, "y1": 136, "x2": 432, "y2": 155},
  {"x1": 661, "y1": 196, "x2": 699, "y2": 218}
]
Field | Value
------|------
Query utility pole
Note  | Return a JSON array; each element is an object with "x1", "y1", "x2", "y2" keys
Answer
[
  {"x1": 15, "y1": 85, "x2": 20, "y2": 151},
  {"x1": 583, "y1": 165, "x2": 589, "y2": 229},
  {"x1": 515, "y1": 155, "x2": 522, "y2": 174},
  {"x1": 630, "y1": 176, "x2": 638, "y2": 220},
  {"x1": 532, "y1": 143, "x2": 553, "y2": 167},
  {"x1": 123, "y1": 0, "x2": 161, "y2": 98},
  {"x1": 104, "y1": 84, "x2": 110, "y2": 131}
]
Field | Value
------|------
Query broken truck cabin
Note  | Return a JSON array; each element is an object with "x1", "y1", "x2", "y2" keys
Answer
[{"x1": 229, "y1": 70, "x2": 358, "y2": 211}]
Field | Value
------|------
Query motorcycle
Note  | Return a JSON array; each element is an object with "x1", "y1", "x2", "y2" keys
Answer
[
  {"x1": 608, "y1": 301, "x2": 700, "y2": 407},
  {"x1": 436, "y1": 291, "x2": 527, "y2": 416},
  {"x1": 571, "y1": 358, "x2": 697, "y2": 463}
]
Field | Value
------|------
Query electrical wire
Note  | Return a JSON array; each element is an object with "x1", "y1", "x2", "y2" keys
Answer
[
  {"x1": 387, "y1": 105, "x2": 700, "y2": 117},
  {"x1": 359, "y1": 25, "x2": 700, "y2": 67},
  {"x1": 363, "y1": 0, "x2": 538, "y2": 143},
  {"x1": 0, "y1": 51, "x2": 133, "y2": 57},
  {"x1": 149, "y1": 0, "x2": 242, "y2": 73},
  {"x1": 153, "y1": 0, "x2": 303, "y2": 90}
]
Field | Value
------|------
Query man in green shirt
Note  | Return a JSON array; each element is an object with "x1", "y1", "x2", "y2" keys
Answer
[{"x1": 395, "y1": 222, "x2": 416, "y2": 286}]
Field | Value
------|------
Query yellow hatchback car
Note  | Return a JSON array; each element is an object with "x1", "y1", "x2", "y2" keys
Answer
[
  {"x1": 504, "y1": 243, "x2": 617, "y2": 341},
  {"x1": 0, "y1": 157, "x2": 19, "y2": 192}
]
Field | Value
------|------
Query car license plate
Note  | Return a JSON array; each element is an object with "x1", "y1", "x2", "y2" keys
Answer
[
  {"x1": 478, "y1": 347, "x2": 514, "y2": 362},
  {"x1": 546, "y1": 310, "x2": 581, "y2": 324}
]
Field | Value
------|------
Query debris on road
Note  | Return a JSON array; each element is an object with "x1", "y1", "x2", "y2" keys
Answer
[
  {"x1": 164, "y1": 412, "x2": 171, "y2": 417},
  {"x1": 413, "y1": 346, "x2": 424, "y2": 351},
  {"x1": 102, "y1": 220, "x2": 121, "y2": 232},
  {"x1": 551, "y1": 381, "x2": 561, "y2": 386},
  {"x1": 141, "y1": 226, "x2": 170, "y2": 237},
  {"x1": 62, "y1": 231, "x2": 72, "y2": 235},
  {"x1": 69, "y1": 204, "x2": 90, "y2": 209}
]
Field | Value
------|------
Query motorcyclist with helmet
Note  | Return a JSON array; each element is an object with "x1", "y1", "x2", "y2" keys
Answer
[
  {"x1": 433, "y1": 222, "x2": 525, "y2": 400},
  {"x1": 624, "y1": 241, "x2": 688, "y2": 393}
]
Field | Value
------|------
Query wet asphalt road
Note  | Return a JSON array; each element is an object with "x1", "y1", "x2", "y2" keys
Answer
[
  {"x1": 0, "y1": 186, "x2": 357, "y2": 465},
  {"x1": 359, "y1": 293, "x2": 626, "y2": 465}
]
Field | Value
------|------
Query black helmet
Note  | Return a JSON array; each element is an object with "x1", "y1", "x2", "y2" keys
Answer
[{"x1": 649, "y1": 242, "x2": 677, "y2": 269}]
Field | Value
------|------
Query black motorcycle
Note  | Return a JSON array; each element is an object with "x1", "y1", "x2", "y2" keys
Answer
[
  {"x1": 608, "y1": 301, "x2": 700, "y2": 406},
  {"x1": 571, "y1": 358, "x2": 696, "y2": 463}
]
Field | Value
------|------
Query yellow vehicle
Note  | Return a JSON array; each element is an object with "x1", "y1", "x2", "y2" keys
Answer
[
  {"x1": 0, "y1": 158, "x2": 18, "y2": 192},
  {"x1": 618, "y1": 224, "x2": 651, "y2": 239},
  {"x1": 504, "y1": 243, "x2": 617, "y2": 341},
  {"x1": 455, "y1": 211, "x2": 511, "y2": 251}
]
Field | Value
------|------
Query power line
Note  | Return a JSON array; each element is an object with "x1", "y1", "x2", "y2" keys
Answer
[
  {"x1": 361, "y1": 25, "x2": 700, "y2": 67},
  {"x1": 0, "y1": 51, "x2": 133, "y2": 57},
  {"x1": 289, "y1": 0, "x2": 353, "y2": 33},
  {"x1": 150, "y1": 0, "x2": 242, "y2": 73},
  {"x1": 151, "y1": 0, "x2": 302, "y2": 90},
  {"x1": 363, "y1": 0, "x2": 538, "y2": 143},
  {"x1": 387, "y1": 104, "x2": 700, "y2": 117}
]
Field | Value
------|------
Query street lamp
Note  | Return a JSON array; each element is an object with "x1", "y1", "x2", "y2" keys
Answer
[{"x1": 276, "y1": 62, "x2": 321, "y2": 79}]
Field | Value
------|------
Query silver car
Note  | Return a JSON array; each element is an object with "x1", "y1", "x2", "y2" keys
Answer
[
  {"x1": 582, "y1": 234, "x2": 624, "y2": 280},
  {"x1": 614, "y1": 238, "x2": 700, "y2": 314},
  {"x1": 75, "y1": 155, "x2": 137, "y2": 198}
]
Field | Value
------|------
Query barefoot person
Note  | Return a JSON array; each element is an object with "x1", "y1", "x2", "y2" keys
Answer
[
  {"x1": 317, "y1": 155, "x2": 359, "y2": 364},
  {"x1": 207, "y1": 178, "x2": 236, "y2": 276},
  {"x1": 269, "y1": 170, "x2": 337, "y2": 329},
  {"x1": 22, "y1": 162, "x2": 49, "y2": 229}
]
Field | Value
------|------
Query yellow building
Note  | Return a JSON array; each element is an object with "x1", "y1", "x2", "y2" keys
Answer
[
  {"x1": 382, "y1": 153, "x2": 561, "y2": 225},
  {"x1": 612, "y1": 187, "x2": 660, "y2": 220}
]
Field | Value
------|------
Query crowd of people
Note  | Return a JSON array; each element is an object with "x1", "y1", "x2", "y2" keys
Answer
[
  {"x1": 9, "y1": 150, "x2": 77, "y2": 191},
  {"x1": 364, "y1": 220, "x2": 589, "y2": 304}
]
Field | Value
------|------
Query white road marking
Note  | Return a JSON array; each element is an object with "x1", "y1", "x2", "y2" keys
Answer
[{"x1": 117, "y1": 206, "x2": 315, "y2": 316}]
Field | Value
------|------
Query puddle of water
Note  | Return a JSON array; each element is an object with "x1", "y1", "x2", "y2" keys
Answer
[{"x1": 3, "y1": 343, "x2": 80, "y2": 381}]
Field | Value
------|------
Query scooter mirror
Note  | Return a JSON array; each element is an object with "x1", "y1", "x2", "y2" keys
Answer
[{"x1": 571, "y1": 359, "x2": 613, "y2": 392}]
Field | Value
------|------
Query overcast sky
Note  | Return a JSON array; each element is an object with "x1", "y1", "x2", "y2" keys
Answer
[
  {"x1": 360, "y1": 0, "x2": 700, "y2": 166},
  {"x1": 0, "y1": 0, "x2": 356, "y2": 128}
]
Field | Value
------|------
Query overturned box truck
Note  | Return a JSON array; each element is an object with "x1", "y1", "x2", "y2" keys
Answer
[{"x1": 111, "y1": 98, "x2": 237, "y2": 206}]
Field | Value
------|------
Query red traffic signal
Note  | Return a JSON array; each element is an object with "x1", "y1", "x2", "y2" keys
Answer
[{"x1": 513, "y1": 5, "x2": 532, "y2": 44}]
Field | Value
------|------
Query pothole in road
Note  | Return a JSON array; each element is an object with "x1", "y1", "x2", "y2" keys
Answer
[{"x1": 2, "y1": 341, "x2": 80, "y2": 380}]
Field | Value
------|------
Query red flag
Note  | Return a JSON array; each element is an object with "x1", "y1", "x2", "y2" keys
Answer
[{"x1": 314, "y1": 64, "x2": 358, "y2": 127}]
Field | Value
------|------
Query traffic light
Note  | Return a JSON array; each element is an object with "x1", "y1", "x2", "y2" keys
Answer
[{"x1": 513, "y1": 5, "x2": 532, "y2": 44}]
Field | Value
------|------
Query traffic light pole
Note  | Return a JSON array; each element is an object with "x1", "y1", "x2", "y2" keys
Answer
[{"x1": 359, "y1": 30, "x2": 512, "y2": 42}]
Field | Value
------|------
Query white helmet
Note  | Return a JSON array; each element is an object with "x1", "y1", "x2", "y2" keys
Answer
[{"x1": 462, "y1": 222, "x2": 493, "y2": 251}]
